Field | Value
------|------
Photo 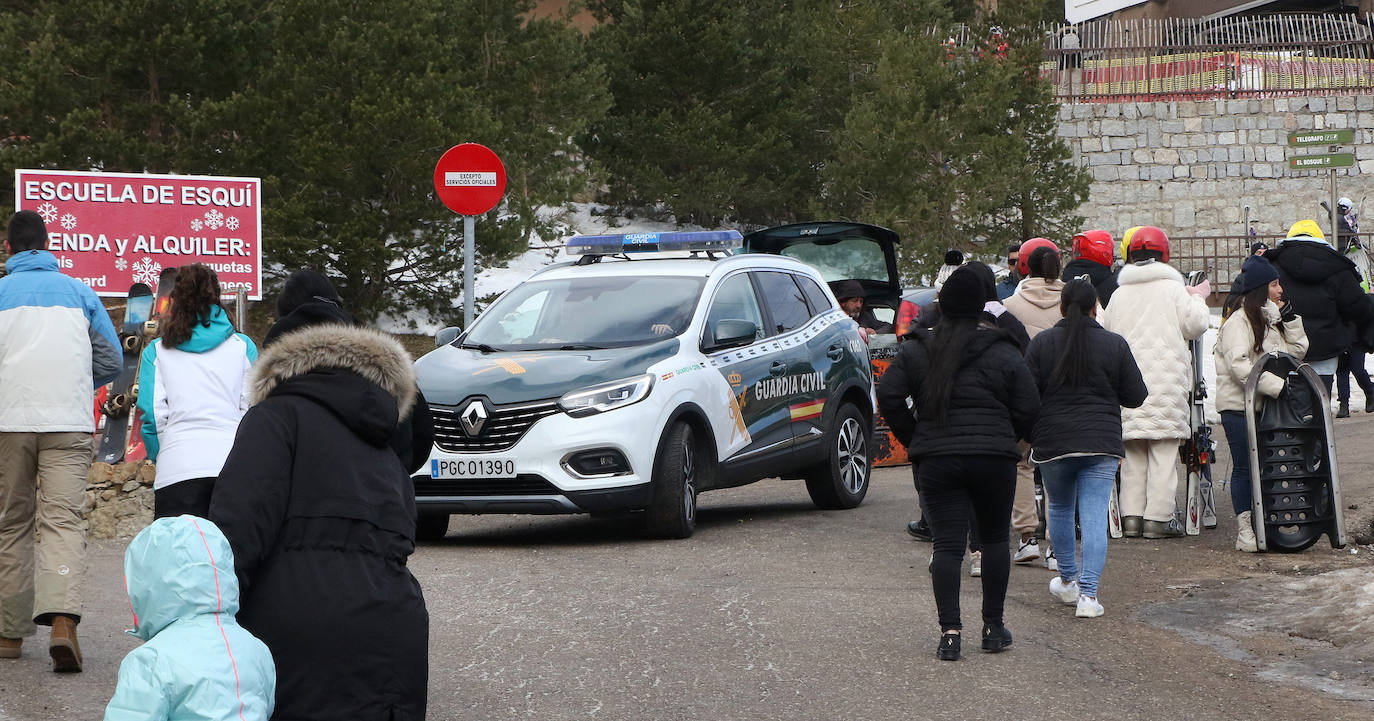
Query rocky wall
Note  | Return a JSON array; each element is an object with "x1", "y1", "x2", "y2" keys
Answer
[
  {"x1": 1060, "y1": 96, "x2": 1374, "y2": 240},
  {"x1": 84, "y1": 461, "x2": 155, "y2": 539}
]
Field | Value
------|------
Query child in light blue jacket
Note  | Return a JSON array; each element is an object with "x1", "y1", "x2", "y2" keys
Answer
[{"x1": 105, "y1": 516, "x2": 275, "y2": 721}]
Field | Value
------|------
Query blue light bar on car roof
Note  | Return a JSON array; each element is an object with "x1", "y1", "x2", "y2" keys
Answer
[{"x1": 566, "y1": 230, "x2": 743, "y2": 256}]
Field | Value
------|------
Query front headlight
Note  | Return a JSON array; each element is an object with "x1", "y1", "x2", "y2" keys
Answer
[{"x1": 558, "y1": 374, "x2": 655, "y2": 417}]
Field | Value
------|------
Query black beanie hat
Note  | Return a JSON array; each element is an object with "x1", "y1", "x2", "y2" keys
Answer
[
  {"x1": 944, "y1": 249, "x2": 965, "y2": 266},
  {"x1": 1238, "y1": 255, "x2": 1279, "y2": 294},
  {"x1": 938, "y1": 267, "x2": 984, "y2": 318},
  {"x1": 962, "y1": 261, "x2": 998, "y2": 302},
  {"x1": 276, "y1": 269, "x2": 343, "y2": 316}
]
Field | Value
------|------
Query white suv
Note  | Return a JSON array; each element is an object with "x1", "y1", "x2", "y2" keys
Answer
[{"x1": 412, "y1": 231, "x2": 875, "y2": 540}]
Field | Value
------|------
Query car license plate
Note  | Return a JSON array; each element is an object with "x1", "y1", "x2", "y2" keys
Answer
[{"x1": 431, "y1": 457, "x2": 517, "y2": 479}]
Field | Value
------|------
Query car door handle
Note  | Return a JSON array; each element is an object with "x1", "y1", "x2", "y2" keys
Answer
[
  {"x1": 769, "y1": 361, "x2": 787, "y2": 377},
  {"x1": 826, "y1": 344, "x2": 845, "y2": 361}
]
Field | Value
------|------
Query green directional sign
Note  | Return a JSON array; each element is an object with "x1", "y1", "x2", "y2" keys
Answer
[
  {"x1": 1288, "y1": 130, "x2": 1355, "y2": 146},
  {"x1": 1289, "y1": 153, "x2": 1355, "y2": 169}
]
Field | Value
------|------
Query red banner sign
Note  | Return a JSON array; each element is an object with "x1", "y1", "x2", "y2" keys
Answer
[{"x1": 13, "y1": 169, "x2": 263, "y2": 299}]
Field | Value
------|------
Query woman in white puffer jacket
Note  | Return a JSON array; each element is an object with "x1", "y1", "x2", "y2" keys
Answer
[{"x1": 1213, "y1": 255, "x2": 1307, "y2": 552}]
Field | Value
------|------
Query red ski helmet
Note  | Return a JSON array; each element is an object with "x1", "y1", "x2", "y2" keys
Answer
[
  {"x1": 1017, "y1": 237, "x2": 1059, "y2": 277},
  {"x1": 1071, "y1": 230, "x2": 1114, "y2": 268},
  {"x1": 1126, "y1": 225, "x2": 1170, "y2": 263}
]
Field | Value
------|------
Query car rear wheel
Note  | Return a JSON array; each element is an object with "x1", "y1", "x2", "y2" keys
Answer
[
  {"x1": 645, "y1": 421, "x2": 698, "y2": 539},
  {"x1": 804, "y1": 403, "x2": 871, "y2": 509},
  {"x1": 416, "y1": 513, "x2": 450, "y2": 542}
]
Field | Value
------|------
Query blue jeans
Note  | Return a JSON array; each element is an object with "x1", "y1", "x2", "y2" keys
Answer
[
  {"x1": 1039, "y1": 456, "x2": 1118, "y2": 598},
  {"x1": 1219, "y1": 410, "x2": 1251, "y2": 514}
]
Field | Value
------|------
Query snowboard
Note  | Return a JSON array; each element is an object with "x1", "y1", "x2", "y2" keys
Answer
[
  {"x1": 1107, "y1": 467, "x2": 1123, "y2": 538},
  {"x1": 125, "y1": 267, "x2": 179, "y2": 463},
  {"x1": 1183, "y1": 270, "x2": 1218, "y2": 535},
  {"x1": 1243, "y1": 351, "x2": 1346, "y2": 552},
  {"x1": 96, "y1": 283, "x2": 154, "y2": 464}
]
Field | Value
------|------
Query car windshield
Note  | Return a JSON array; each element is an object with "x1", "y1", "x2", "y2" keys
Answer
[
  {"x1": 778, "y1": 236, "x2": 888, "y2": 283},
  {"x1": 464, "y1": 275, "x2": 706, "y2": 350}
]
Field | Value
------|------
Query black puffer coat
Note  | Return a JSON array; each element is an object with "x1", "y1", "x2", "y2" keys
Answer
[
  {"x1": 877, "y1": 327, "x2": 1039, "y2": 460},
  {"x1": 1264, "y1": 238, "x2": 1374, "y2": 362},
  {"x1": 1061, "y1": 258, "x2": 1119, "y2": 307},
  {"x1": 209, "y1": 325, "x2": 428, "y2": 721},
  {"x1": 1023, "y1": 318, "x2": 1149, "y2": 460}
]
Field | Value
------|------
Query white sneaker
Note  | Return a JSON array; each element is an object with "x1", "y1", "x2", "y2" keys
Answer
[
  {"x1": 1049, "y1": 576, "x2": 1079, "y2": 605},
  {"x1": 1044, "y1": 548, "x2": 1058, "y2": 571},
  {"x1": 1013, "y1": 538, "x2": 1041, "y2": 564},
  {"x1": 969, "y1": 551, "x2": 982, "y2": 577},
  {"x1": 1075, "y1": 594, "x2": 1104, "y2": 618}
]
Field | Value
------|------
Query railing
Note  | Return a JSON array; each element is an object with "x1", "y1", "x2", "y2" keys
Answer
[
  {"x1": 1169, "y1": 234, "x2": 1290, "y2": 289},
  {"x1": 1041, "y1": 13, "x2": 1374, "y2": 102}
]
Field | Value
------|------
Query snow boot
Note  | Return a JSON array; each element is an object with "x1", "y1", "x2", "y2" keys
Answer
[
  {"x1": 0, "y1": 636, "x2": 20, "y2": 659},
  {"x1": 1142, "y1": 517, "x2": 1185, "y2": 539},
  {"x1": 1121, "y1": 515, "x2": 1144, "y2": 538},
  {"x1": 49, "y1": 616, "x2": 81, "y2": 673},
  {"x1": 1235, "y1": 510, "x2": 1258, "y2": 552},
  {"x1": 1336, "y1": 401, "x2": 1350, "y2": 418}
]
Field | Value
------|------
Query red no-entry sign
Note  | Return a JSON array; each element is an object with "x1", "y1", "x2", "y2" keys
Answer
[{"x1": 433, "y1": 143, "x2": 506, "y2": 216}]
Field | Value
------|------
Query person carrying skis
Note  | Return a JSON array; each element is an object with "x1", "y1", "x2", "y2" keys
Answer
[
  {"x1": 1337, "y1": 197, "x2": 1358, "y2": 254},
  {"x1": 1004, "y1": 239, "x2": 1065, "y2": 568},
  {"x1": 1263, "y1": 219, "x2": 1374, "y2": 399},
  {"x1": 878, "y1": 267, "x2": 1039, "y2": 661},
  {"x1": 1062, "y1": 230, "x2": 1119, "y2": 307},
  {"x1": 136, "y1": 264, "x2": 257, "y2": 518},
  {"x1": 1099, "y1": 226, "x2": 1210, "y2": 539},
  {"x1": 0, "y1": 210, "x2": 121, "y2": 672},
  {"x1": 1213, "y1": 255, "x2": 1307, "y2": 552},
  {"x1": 1025, "y1": 278, "x2": 1147, "y2": 617}
]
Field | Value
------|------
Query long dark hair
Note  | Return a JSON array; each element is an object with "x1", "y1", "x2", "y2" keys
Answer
[
  {"x1": 921, "y1": 315, "x2": 980, "y2": 427},
  {"x1": 1049, "y1": 279, "x2": 1099, "y2": 387},
  {"x1": 1239, "y1": 284, "x2": 1290, "y2": 355},
  {"x1": 160, "y1": 264, "x2": 225, "y2": 348},
  {"x1": 1028, "y1": 246, "x2": 1061, "y2": 280}
]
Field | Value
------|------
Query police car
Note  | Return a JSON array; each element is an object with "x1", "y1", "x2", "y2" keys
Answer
[{"x1": 412, "y1": 230, "x2": 875, "y2": 540}]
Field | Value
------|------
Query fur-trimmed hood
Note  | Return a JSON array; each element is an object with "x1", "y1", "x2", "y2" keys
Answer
[
  {"x1": 251, "y1": 324, "x2": 416, "y2": 421},
  {"x1": 1116, "y1": 259, "x2": 1184, "y2": 286}
]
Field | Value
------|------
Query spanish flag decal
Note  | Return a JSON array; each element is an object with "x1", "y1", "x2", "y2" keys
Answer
[{"x1": 788, "y1": 399, "x2": 825, "y2": 422}]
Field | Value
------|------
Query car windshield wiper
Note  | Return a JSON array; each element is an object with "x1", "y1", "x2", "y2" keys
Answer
[
  {"x1": 557, "y1": 344, "x2": 605, "y2": 350},
  {"x1": 459, "y1": 342, "x2": 502, "y2": 353}
]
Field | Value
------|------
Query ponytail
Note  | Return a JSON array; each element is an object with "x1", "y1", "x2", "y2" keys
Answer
[{"x1": 1049, "y1": 279, "x2": 1099, "y2": 388}]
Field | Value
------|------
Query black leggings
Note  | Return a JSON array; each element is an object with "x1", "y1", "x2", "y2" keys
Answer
[
  {"x1": 153, "y1": 477, "x2": 216, "y2": 519},
  {"x1": 919, "y1": 455, "x2": 1016, "y2": 632},
  {"x1": 912, "y1": 463, "x2": 983, "y2": 552}
]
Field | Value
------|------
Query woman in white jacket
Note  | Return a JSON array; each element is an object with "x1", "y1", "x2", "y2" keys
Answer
[
  {"x1": 1099, "y1": 227, "x2": 1211, "y2": 539},
  {"x1": 136, "y1": 264, "x2": 257, "y2": 518},
  {"x1": 1213, "y1": 255, "x2": 1307, "y2": 551}
]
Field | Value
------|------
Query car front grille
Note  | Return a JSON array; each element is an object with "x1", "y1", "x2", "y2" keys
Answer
[
  {"x1": 431, "y1": 399, "x2": 561, "y2": 452},
  {"x1": 414, "y1": 475, "x2": 561, "y2": 497}
]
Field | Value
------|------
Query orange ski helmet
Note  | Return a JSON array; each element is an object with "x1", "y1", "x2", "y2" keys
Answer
[
  {"x1": 1071, "y1": 230, "x2": 1114, "y2": 268},
  {"x1": 1017, "y1": 237, "x2": 1060, "y2": 277},
  {"x1": 1126, "y1": 225, "x2": 1170, "y2": 263}
]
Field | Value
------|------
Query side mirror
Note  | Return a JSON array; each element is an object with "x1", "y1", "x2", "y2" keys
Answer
[
  {"x1": 707, "y1": 319, "x2": 757, "y2": 351},
  {"x1": 435, "y1": 326, "x2": 461, "y2": 347}
]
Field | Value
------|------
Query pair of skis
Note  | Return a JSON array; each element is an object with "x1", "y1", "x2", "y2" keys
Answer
[
  {"x1": 1107, "y1": 270, "x2": 1216, "y2": 537},
  {"x1": 96, "y1": 268, "x2": 178, "y2": 464}
]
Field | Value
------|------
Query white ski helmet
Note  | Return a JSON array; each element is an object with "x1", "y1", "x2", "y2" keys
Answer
[{"x1": 1339, "y1": 197, "x2": 1354, "y2": 210}]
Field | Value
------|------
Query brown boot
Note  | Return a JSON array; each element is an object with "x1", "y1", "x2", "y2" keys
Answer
[
  {"x1": 49, "y1": 616, "x2": 82, "y2": 673},
  {"x1": 0, "y1": 636, "x2": 21, "y2": 659}
]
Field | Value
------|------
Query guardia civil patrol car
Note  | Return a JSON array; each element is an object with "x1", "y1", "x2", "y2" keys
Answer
[{"x1": 411, "y1": 230, "x2": 875, "y2": 540}]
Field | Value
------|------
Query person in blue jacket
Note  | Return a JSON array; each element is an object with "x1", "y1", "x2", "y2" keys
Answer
[
  {"x1": 104, "y1": 515, "x2": 275, "y2": 721},
  {"x1": 137, "y1": 264, "x2": 257, "y2": 518}
]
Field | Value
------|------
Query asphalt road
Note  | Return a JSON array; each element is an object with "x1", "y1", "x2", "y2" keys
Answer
[{"x1": 3, "y1": 422, "x2": 1372, "y2": 721}]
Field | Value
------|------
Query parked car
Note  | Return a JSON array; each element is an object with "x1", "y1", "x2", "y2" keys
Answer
[{"x1": 410, "y1": 230, "x2": 876, "y2": 540}]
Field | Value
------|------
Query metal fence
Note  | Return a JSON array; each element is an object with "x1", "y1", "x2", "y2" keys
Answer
[
  {"x1": 1170, "y1": 233, "x2": 1291, "y2": 292},
  {"x1": 1043, "y1": 13, "x2": 1374, "y2": 102}
]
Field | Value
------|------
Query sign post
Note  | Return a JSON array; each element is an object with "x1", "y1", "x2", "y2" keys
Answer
[
  {"x1": 433, "y1": 143, "x2": 507, "y2": 328},
  {"x1": 1287, "y1": 132, "x2": 1358, "y2": 241}
]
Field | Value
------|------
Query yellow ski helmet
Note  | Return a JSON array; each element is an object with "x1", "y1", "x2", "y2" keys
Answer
[
  {"x1": 1286, "y1": 219, "x2": 1325, "y2": 240},
  {"x1": 1120, "y1": 226, "x2": 1143, "y2": 260}
]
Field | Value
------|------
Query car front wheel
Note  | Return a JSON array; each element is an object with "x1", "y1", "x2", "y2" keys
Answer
[
  {"x1": 804, "y1": 403, "x2": 871, "y2": 509},
  {"x1": 645, "y1": 421, "x2": 698, "y2": 539}
]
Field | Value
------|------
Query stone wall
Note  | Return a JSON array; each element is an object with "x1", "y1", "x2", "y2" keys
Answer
[
  {"x1": 85, "y1": 461, "x2": 155, "y2": 539},
  {"x1": 1059, "y1": 96, "x2": 1374, "y2": 241}
]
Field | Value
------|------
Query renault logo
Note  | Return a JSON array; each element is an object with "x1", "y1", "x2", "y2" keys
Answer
[{"x1": 460, "y1": 400, "x2": 489, "y2": 436}]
